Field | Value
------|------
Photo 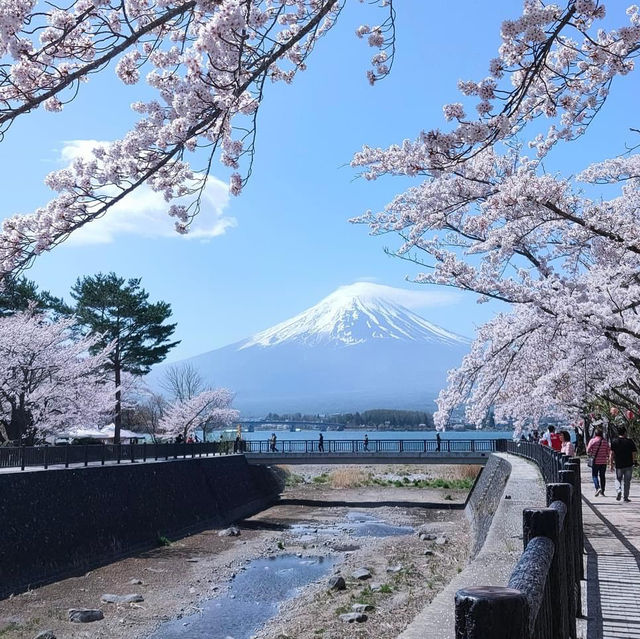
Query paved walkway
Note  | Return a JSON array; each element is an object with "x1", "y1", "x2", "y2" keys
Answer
[{"x1": 581, "y1": 463, "x2": 640, "y2": 639}]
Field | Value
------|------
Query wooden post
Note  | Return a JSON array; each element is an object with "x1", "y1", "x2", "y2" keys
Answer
[
  {"x1": 455, "y1": 586, "x2": 529, "y2": 639},
  {"x1": 547, "y1": 483, "x2": 577, "y2": 639},
  {"x1": 522, "y1": 507, "x2": 563, "y2": 639},
  {"x1": 559, "y1": 468, "x2": 581, "y2": 615}
]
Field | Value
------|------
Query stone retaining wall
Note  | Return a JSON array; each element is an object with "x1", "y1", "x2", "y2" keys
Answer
[
  {"x1": 0, "y1": 456, "x2": 281, "y2": 599},
  {"x1": 464, "y1": 453, "x2": 512, "y2": 558},
  {"x1": 400, "y1": 453, "x2": 545, "y2": 639}
]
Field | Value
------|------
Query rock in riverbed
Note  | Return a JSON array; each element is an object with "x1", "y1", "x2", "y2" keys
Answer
[
  {"x1": 352, "y1": 603, "x2": 374, "y2": 613},
  {"x1": 101, "y1": 593, "x2": 144, "y2": 604},
  {"x1": 33, "y1": 631, "x2": 56, "y2": 639},
  {"x1": 419, "y1": 532, "x2": 438, "y2": 541},
  {"x1": 327, "y1": 575, "x2": 346, "y2": 591},
  {"x1": 218, "y1": 526, "x2": 241, "y2": 537},
  {"x1": 351, "y1": 568, "x2": 372, "y2": 580},
  {"x1": 339, "y1": 612, "x2": 368, "y2": 623},
  {"x1": 68, "y1": 609, "x2": 104, "y2": 623}
]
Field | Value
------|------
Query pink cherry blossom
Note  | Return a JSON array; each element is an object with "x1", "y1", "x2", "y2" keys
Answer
[
  {"x1": 0, "y1": 309, "x2": 113, "y2": 442},
  {"x1": 159, "y1": 388, "x2": 238, "y2": 438}
]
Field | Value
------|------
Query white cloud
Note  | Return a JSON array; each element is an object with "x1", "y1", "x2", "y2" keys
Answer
[
  {"x1": 336, "y1": 281, "x2": 461, "y2": 308},
  {"x1": 59, "y1": 140, "x2": 236, "y2": 245}
]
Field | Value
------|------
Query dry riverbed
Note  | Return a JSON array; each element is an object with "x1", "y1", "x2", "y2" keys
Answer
[{"x1": 0, "y1": 464, "x2": 477, "y2": 639}]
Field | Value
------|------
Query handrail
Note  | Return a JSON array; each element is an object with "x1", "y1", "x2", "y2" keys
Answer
[
  {"x1": 244, "y1": 438, "x2": 499, "y2": 454},
  {"x1": 0, "y1": 438, "x2": 503, "y2": 471},
  {"x1": 455, "y1": 443, "x2": 582, "y2": 639}
]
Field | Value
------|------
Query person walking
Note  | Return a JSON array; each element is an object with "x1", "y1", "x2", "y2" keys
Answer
[
  {"x1": 436, "y1": 432, "x2": 441, "y2": 452},
  {"x1": 363, "y1": 434, "x2": 369, "y2": 452},
  {"x1": 318, "y1": 433, "x2": 324, "y2": 452},
  {"x1": 270, "y1": 433, "x2": 277, "y2": 453},
  {"x1": 560, "y1": 430, "x2": 575, "y2": 457},
  {"x1": 587, "y1": 428, "x2": 610, "y2": 497},
  {"x1": 609, "y1": 426, "x2": 637, "y2": 502}
]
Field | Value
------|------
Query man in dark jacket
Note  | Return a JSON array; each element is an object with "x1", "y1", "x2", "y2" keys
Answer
[{"x1": 609, "y1": 427, "x2": 638, "y2": 502}]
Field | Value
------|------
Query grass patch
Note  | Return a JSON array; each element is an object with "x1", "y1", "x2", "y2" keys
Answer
[
  {"x1": 330, "y1": 468, "x2": 370, "y2": 488},
  {"x1": 312, "y1": 473, "x2": 330, "y2": 484},
  {"x1": 156, "y1": 533, "x2": 172, "y2": 547},
  {"x1": 355, "y1": 585, "x2": 376, "y2": 607},
  {"x1": 378, "y1": 583, "x2": 393, "y2": 593},
  {"x1": 284, "y1": 472, "x2": 305, "y2": 487}
]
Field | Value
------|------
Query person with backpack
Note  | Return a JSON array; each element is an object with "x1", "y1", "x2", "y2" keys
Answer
[
  {"x1": 587, "y1": 428, "x2": 611, "y2": 497},
  {"x1": 609, "y1": 426, "x2": 638, "y2": 502}
]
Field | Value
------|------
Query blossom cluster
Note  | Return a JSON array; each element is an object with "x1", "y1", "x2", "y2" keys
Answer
[
  {"x1": 0, "y1": 0, "x2": 373, "y2": 276},
  {"x1": 159, "y1": 387, "x2": 238, "y2": 438},
  {"x1": 0, "y1": 309, "x2": 114, "y2": 441},
  {"x1": 351, "y1": 2, "x2": 640, "y2": 429}
]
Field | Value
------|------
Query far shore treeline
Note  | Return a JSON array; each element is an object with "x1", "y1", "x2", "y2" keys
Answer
[{"x1": 264, "y1": 410, "x2": 435, "y2": 430}]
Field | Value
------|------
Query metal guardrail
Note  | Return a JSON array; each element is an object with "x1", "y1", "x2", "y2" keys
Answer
[
  {"x1": 0, "y1": 438, "x2": 504, "y2": 471},
  {"x1": 0, "y1": 442, "x2": 231, "y2": 470},
  {"x1": 455, "y1": 443, "x2": 583, "y2": 639},
  {"x1": 505, "y1": 440, "x2": 565, "y2": 484},
  {"x1": 244, "y1": 438, "x2": 502, "y2": 454}
]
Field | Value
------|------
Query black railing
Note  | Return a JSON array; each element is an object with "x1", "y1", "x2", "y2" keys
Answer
[
  {"x1": 505, "y1": 440, "x2": 565, "y2": 484},
  {"x1": 456, "y1": 444, "x2": 582, "y2": 639},
  {"x1": 0, "y1": 441, "x2": 228, "y2": 470},
  {"x1": 244, "y1": 438, "x2": 501, "y2": 454},
  {"x1": 0, "y1": 438, "x2": 502, "y2": 471}
]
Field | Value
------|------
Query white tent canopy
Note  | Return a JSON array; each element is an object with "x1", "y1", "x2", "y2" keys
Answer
[{"x1": 59, "y1": 423, "x2": 146, "y2": 441}]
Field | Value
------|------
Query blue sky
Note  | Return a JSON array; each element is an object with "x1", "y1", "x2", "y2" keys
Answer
[{"x1": 1, "y1": 1, "x2": 635, "y2": 361}]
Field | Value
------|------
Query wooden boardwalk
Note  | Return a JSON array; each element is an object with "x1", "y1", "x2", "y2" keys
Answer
[{"x1": 582, "y1": 463, "x2": 640, "y2": 639}]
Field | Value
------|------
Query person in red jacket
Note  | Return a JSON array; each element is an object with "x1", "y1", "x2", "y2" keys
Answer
[
  {"x1": 540, "y1": 425, "x2": 563, "y2": 451},
  {"x1": 587, "y1": 428, "x2": 611, "y2": 497}
]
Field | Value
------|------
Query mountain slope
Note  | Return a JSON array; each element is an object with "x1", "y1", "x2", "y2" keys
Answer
[
  {"x1": 152, "y1": 283, "x2": 470, "y2": 415},
  {"x1": 240, "y1": 282, "x2": 467, "y2": 348}
]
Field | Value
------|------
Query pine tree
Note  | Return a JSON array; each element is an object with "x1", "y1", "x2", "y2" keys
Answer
[
  {"x1": 0, "y1": 276, "x2": 69, "y2": 317},
  {"x1": 71, "y1": 273, "x2": 179, "y2": 443}
]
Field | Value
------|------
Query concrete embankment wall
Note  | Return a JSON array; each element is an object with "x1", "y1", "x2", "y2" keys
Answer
[
  {"x1": 464, "y1": 453, "x2": 512, "y2": 558},
  {"x1": 400, "y1": 453, "x2": 546, "y2": 639},
  {"x1": 0, "y1": 456, "x2": 281, "y2": 599}
]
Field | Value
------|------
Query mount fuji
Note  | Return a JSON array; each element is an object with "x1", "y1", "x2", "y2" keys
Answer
[{"x1": 152, "y1": 283, "x2": 470, "y2": 415}]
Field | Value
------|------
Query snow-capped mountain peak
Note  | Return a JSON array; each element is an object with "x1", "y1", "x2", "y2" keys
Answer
[{"x1": 240, "y1": 282, "x2": 468, "y2": 349}]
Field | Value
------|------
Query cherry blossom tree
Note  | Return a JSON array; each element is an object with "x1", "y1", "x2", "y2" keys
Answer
[
  {"x1": 0, "y1": 309, "x2": 113, "y2": 443},
  {"x1": 159, "y1": 387, "x2": 238, "y2": 440},
  {"x1": 0, "y1": 0, "x2": 394, "y2": 277},
  {"x1": 350, "y1": 1, "x2": 640, "y2": 428}
]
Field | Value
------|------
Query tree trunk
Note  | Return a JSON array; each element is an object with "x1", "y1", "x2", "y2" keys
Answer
[
  {"x1": 114, "y1": 361, "x2": 122, "y2": 445},
  {"x1": 7, "y1": 403, "x2": 32, "y2": 443}
]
